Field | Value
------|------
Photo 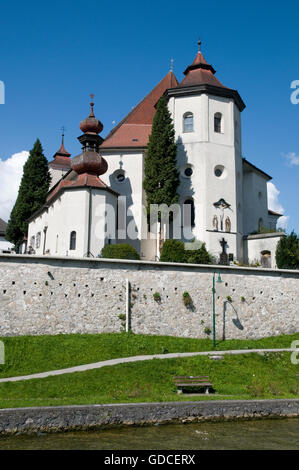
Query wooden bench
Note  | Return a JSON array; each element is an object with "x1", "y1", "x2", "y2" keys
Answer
[{"x1": 174, "y1": 375, "x2": 213, "y2": 395}]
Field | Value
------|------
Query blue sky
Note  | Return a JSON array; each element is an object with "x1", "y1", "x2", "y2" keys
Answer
[{"x1": 0, "y1": 0, "x2": 298, "y2": 231}]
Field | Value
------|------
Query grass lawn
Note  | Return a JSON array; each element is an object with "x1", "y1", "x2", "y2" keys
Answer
[
  {"x1": 0, "y1": 331, "x2": 298, "y2": 379},
  {"x1": 0, "y1": 352, "x2": 298, "y2": 409}
]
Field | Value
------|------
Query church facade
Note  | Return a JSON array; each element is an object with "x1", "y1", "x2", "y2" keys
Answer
[{"x1": 27, "y1": 41, "x2": 284, "y2": 268}]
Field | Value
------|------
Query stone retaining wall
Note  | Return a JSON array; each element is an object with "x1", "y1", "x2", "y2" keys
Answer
[
  {"x1": 0, "y1": 400, "x2": 299, "y2": 434},
  {"x1": 0, "y1": 254, "x2": 298, "y2": 339}
]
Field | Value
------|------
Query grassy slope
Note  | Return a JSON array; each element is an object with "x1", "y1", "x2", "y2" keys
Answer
[
  {"x1": 0, "y1": 352, "x2": 298, "y2": 409},
  {"x1": 0, "y1": 332, "x2": 299, "y2": 379}
]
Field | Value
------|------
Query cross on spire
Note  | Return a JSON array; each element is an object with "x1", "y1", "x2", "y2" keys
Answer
[
  {"x1": 60, "y1": 126, "x2": 66, "y2": 145},
  {"x1": 197, "y1": 36, "x2": 202, "y2": 51},
  {"x1": 89, "y1": 93, "x2": 95, "y2": 117}
]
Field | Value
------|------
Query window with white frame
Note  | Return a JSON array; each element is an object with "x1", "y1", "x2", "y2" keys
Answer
[
  {"x1": 214, "y1": 112, "x2": 223, "y2": 133},
  {"x1": 183, "y1": 112, "x2": 194, "y2": 133}
]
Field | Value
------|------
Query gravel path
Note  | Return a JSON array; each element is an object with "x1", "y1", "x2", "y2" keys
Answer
[{"x1": 0, "y1": 348, "x2": 296, "y2": 383}]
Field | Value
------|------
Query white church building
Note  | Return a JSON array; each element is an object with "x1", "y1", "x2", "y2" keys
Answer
[{"x1": 27, "y1": 41, "x2": 284, "y2": 268}]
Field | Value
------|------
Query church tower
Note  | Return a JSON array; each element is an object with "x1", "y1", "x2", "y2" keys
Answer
[
  {"x1": 48, "y1": 132, "x2": 71, "y2": 190},
  {"x1": 165, "y1": 39, "x2": 246, "y2": 261}
]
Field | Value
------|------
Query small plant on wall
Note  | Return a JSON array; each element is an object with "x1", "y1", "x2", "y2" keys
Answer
[
  {"x1": 226, "y1": 295, "x2": 233, "y2": 302},
  {"x1": 153, "y1": 292, "x2": 161, "y2": 302},
  {"x1": 204, "y1": 327, "x2": 211, "y2": 335},
  {"x1": 241, "y1": 296, "x2": 246, "y2": 303},
  {"x1": 182, "y1": 291, "x2": 192, "y2": 307}
]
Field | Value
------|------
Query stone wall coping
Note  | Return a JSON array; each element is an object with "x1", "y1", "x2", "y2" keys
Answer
[
  {"x1": 246, "y1": 232, "x2": 286, "y2": 240},
  {"x1": 0, "y1": 253, "x2": 299, "y2": 277}
]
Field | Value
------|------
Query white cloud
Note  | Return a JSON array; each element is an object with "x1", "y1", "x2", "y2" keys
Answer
[
  {"x1": 283, "y1": 152, "x2": 299, "y2": 166},
  {"x1": 267, "y1": 182, "x2": 289, "y2": 230},
  {"x1": 0, "y1": 151, "x2": 29, "y2": 222},
  {"x1": 277, "y1": 215, "x2": 289, "y2": 230}
]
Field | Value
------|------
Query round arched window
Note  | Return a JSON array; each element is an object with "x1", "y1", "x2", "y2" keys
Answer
[
  {"x1": 113, "y1": 169, "x2": 125, "y2": 183},
  {"x1": 184, "y1": 167, "x2": 193, "y2": 177},
  {"x1": 214, "y1": 165, "x2": 226, "y2": 179}
]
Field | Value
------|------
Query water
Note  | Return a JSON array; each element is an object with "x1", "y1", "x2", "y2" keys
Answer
[{"x1": 0, "y1": 418, "x2": 299, "y2": 450}]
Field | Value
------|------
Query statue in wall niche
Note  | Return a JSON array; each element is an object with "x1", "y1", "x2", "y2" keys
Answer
[
  {"x1": 213, "y1": 215, "x2": 218, "y2": 231},
  {"x1": 225, "y1": 216, "x2": 231, "y2": 233}
]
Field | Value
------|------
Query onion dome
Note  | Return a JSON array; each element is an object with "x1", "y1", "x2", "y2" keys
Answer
[
  {"x1": 79, "y1": 96, "x2": 103, "y2": 135},
  {"x1": 71, "y1": 150, "x2": 108, "y2": 176}
]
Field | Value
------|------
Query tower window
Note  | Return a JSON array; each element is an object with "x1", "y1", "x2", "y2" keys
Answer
[
  {"x1": 70, "y1": 231, "x2": 76, "y2": 250},
  {"x1": 214, "y1": 113, "x2": 223, "y2": 133},
  {"x1": 183, "y1": 112, "x2": 194, "y2": 133}
]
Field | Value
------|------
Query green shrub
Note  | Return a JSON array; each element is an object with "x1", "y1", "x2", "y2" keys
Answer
[
  {"x1": 153, "y1": 292, "x2": 161, "y2": 302},
  {"x1": 101, "y1": 243, "x2": 140, "y2": 260},
  {"x1": 160, "y1": 240, "x2": 186, "y2": 263},
  {"x1": 204, "y1": 327, "x2": 211, "y2": 335},
  {"x1": 185, "y1": 240, "x2": 213, "y2": 264},
  {"x1": 160, "y1": 239, "x2": 213, "y2": 265}
]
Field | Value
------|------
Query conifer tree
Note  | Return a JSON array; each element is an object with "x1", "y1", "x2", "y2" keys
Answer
[
  {"x1": 143, "y1": 95, "x2": 179, "y2": 213},
  {"x1": 276, "y1": 231, "x2": 299, "y2": 269},
  {"x1": 6, "y1": 139, "x2": 51, "y2": 249}
]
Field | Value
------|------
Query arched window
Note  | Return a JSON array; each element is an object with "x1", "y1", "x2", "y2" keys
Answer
[
  {"x1": 183, "y1": 112, "x2": 194, "y2": 133},
  {"x1": 214, "y1": 113, "x2": 223, "y2": 133},
  {"x1": 261, "y1": 250, "x2": 271, "y2": 268},
  {"x1": 183, "y1": 198, "x2": 195, "y2": 227},
  {"x1": 70, "y1": 231, "x2": 76, "y2": 250}
]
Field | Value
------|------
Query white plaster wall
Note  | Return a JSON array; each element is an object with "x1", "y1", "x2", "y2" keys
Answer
[
  {"x1": 28, "y1": 189, "x2": 89, "y2": 257},
  {"x1": 169, "y1": 93, "x2": 243, "y2": 261},
  {"x1": 0, "y1": 236, "x2": 13, "y2": 252},
  {"x1": 49, "y1": 167, "x2": 69, "y2": 190},
  {"x1": 245, "y1": 233, "x2": 285, "y2": 268},
  {"x1": 242, "y1": 170, "x2": 269, "y2": 235},
  {"x1": 89, "y1": 190, "x2": 118, "y2": 257},
  {"x1": 100, "y1": 150, "x2": 146, "y2": 257}
]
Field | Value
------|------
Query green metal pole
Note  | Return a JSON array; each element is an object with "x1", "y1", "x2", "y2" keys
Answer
[{"x1": 213, "y1": 274, "x2": 216, "y2": 348}]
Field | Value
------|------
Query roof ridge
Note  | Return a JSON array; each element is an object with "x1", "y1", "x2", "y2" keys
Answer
[{"x1": 101, "y1": 70, "x2": 178, "y2": 146}]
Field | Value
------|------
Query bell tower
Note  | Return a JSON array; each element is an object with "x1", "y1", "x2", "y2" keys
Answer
[{"x1": 165, "y1": 39, "x2": 246, "y2": 261}]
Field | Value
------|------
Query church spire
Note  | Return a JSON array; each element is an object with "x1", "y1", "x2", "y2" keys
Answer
[
  {"x1": 48, "y1": 130, "x2": 71, "y2": 169},
  {"x1": 178, "y1": 38, "x2": 225, "y2": 88}
]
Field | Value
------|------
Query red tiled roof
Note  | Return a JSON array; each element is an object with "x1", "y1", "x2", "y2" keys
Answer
[
  {"x1": 48, "y1": 142, "x2": 71, "y2": 169},
  {"x1": 178, "y1": 50, "x2": 226, "y2": 89},
  {"x1": 101, "y1": 70, "x2": 178, "y2": 148},
  {"x1": 47, "y1": 172, "x2": 118, "y2": 202}
]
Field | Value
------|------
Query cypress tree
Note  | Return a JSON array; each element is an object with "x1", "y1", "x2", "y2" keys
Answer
[
  {"x1": 275, "y1": 231, "x2": 299, "y2": 269},
  {"x1": 6, "y1": 139, "x2": 51, "y2": 249},
  {"x1": 143, "y1": 94, "x2": 180, "y2": 219}
]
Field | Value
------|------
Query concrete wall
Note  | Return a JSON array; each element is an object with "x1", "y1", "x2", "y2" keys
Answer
[{"x1": 0, "y1": 254, "x2": 298, "y2": 339}]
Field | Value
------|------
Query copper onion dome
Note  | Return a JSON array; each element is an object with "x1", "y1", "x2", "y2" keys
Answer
[{"x1": 79, "y1": 96, "x2": 103, "y2": 135}]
